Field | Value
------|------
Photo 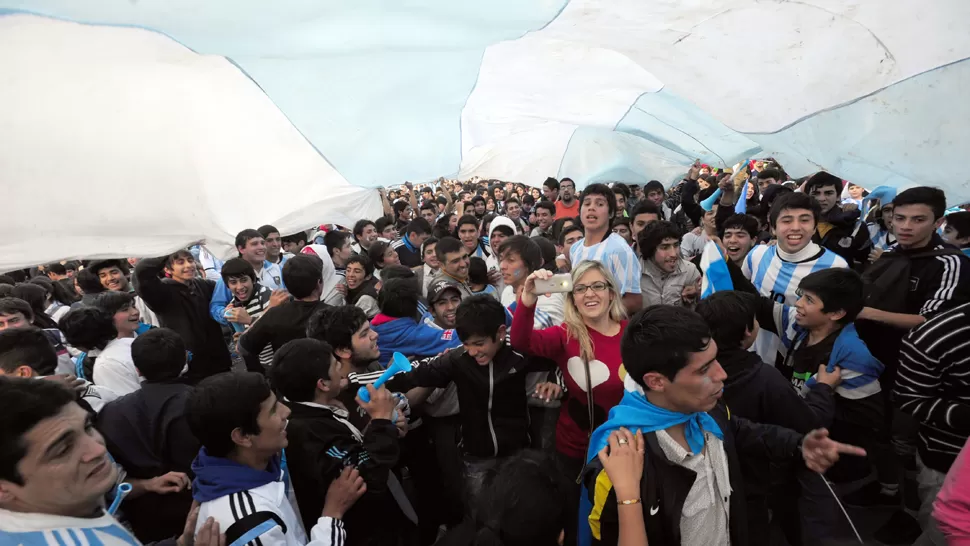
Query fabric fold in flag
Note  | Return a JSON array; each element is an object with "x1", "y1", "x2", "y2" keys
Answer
[{"x1": 700, "y1": 240, "x2": 734, "y2": 298}]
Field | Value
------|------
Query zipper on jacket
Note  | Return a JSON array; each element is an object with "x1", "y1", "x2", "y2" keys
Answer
[{"x1": 487, "y1": 362, "x2": 499, "y2": 457}]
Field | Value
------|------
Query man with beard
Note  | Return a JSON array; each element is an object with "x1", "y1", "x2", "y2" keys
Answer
[
  {"x1": 638, "y1": 221, "x2": 701, "y2": 308},
  {"x1": 554, "y1": 178, "x2": 580, "y2": 220},
  {"x1": 806, "y1": 172, "x2": 871, "y2": 269}
]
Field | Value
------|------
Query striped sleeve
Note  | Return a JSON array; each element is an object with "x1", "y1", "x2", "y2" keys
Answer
[
  {"x1": 308, "y1": 517, "x2": 346, "y2": 546},
  {"x1": 920, "y1": 253, "x2": 966, "y2": 316},
  {"x1": 894, "y1": 307, "x2": 970, "y2": 432}
]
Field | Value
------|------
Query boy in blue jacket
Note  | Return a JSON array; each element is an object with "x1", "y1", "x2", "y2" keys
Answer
[{"x1": 370, "y1": 277, "x2": 462, "y2": 365}]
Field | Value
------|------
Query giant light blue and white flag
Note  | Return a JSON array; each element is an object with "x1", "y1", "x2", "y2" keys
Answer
[
  {"x1": 700, "y1": 240, "x2": 734, "y2": 299},
  {"x1": 2, "y1": 1, "x2": 969, "y2": 271}
]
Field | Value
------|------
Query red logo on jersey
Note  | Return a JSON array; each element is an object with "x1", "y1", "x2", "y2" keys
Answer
[{"x1": 442, "y1": 330, "x2": 454, "y2": 341}]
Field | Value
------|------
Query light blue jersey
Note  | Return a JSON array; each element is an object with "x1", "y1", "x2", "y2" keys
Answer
[{"x1": 570, "y1": 233, "x2": 642, "y2": 296}]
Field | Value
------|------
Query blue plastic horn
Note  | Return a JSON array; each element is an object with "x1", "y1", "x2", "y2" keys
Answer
[
  {"x1": 358, "y1": 352, "x2": 412, "y2": 402},
  {"x1": 700, "y1": 187, "x2": 722, "y2": 212}
]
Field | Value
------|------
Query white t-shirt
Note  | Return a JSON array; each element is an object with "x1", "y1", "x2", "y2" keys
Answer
[{"x1": 92, "y1": 337, "x2": 141, "y2": 397}]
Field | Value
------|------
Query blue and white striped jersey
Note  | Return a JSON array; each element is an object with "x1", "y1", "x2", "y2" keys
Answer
[{"x1": 570, "y1": 233, "x2": 642, "y2": 296}]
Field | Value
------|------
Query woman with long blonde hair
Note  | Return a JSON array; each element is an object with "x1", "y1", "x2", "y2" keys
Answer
[{"x1": 510, "y1": 259, "x2": 628, "y2": 545}]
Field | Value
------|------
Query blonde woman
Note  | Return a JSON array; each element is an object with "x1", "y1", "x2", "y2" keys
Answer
[{"x1": 510, "y1": 259, "x2": 628, "y2": 544}]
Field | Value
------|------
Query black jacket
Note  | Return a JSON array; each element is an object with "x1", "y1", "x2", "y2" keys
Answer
[
  {"x1": 134, "y1": 257, "x2": 230, "y2": 382},
  {"x1": 96, "y1": 382, "x2": 198, "y2": 542},
  {"x1": 394, "y1": 343, "x2": 545, "y2": 458},
  {"x1": 585, "y1": 404, "x2": 803, "y2": 546},
  {"x1": 284, "y1": 402, "x2": 405, "y2": 546},
  {"x1": 813, "y1": 207, "x2": 871, "y2": 269},
  {"x1": 238, "y1": 299, "x2": 330, "y2": 370}
]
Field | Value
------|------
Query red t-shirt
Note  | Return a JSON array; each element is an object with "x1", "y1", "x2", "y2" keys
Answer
[
  {"x1": 555, "y1": 198, "x2": 580, "y2": 220},
  {"x1": 510, "y1": 301, "x2": 627, "y2": 459}
]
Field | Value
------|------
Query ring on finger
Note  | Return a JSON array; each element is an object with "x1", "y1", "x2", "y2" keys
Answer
[{"x1": 617, "y1": 438, "x2": 629, "y2": 445}]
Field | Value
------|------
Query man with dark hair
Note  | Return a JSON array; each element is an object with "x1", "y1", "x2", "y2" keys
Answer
[
  {"x1": 571, "y1": 183, "x2": 642, "y2": 313},
  {"x1": 135, "y1": 250, "x2": 231, "y2": 383},
  {"x1": 391, "y1": 218, "x2": 432, "y2": 268},
  {"x1": 0, "y1": 377, "x2": 157, "y2": 545},
  {"x1": 270, "y1": 339, "x2": 411, "y2": 545},
  {"x1": 375, "y1": 215, "x2": 400, "y2": 241},
  {"x1": 556, "y1": 224, "x2": 585, "y2": 272},
  {"x1": 395, "y1": 295, "x2": 545, "y2": 503},
  {"x1": 68, "y1": 298, "x2": 141, "y2": 396},
  {"x1": 209, "y1": 229, "x2": 285, "y2": 327},
  {"x1": 282, "y1": 231, "x2": 309, "y2": 255},
  {"x1": 46, "y1": 262, "x2": 69, "y2": 281},
  {"x1": 721, "y1": 213, "x2": 759, "y2": 265},
  {"x1": 942, "y1": 210, "x2": 970, "y2": 256},
  {"x1": 555, "y1": 178, "x2": 579, "y2": 220},
  {"x1": 419, "y1": 201, "x2": 437, "y2": 224},
  {"x1": 470, "y1": 195, "x2": 487, "y2": 220},
  {"x1": 637, "y1": 221, "x2": 700, "y2": 308},
  {"x1": 740, "y1": 191, "x2": 849, "y2": 364},
  {"x1": 188, "y1": 371, "x2": 359, "y2": 546},
  {"x1": 643, "y1": 180, "x2": 672, "y2": 221},
  {"x1": 611, "y1": 217, "x2": 633, "y2": 245},
  {"x1": 351, "y1": 219, "x2": 380, "y2": 255},
  {"x1": 542, "y1": 177, "x2": 560, "y2": 203},
  {"x1": 96, "y1": 328, "x2": 198, "y2": 541},
  {"x1": 802, "y1": 172, "x2": 871, "y2": 268},
  {"x1": 220, "y1": 257, "x2": 287, "y2": 372},
  {"x1": 431, "y1": 236, "x2": 474, "y2": 298},
  {"x1": 88, "y1": 259, "x2": 160, "y2": 327},
  {"x1": 238, "y1": 255, "x2": 329, "y2": 371},
  {"x1": 393, "y1": 200, "x2": 414, "y2": 233},
  {"x1": 530, "y1": 200, "x2": 557, "y2": 241},
  {"x1": 2, "y1": 297, "x2": 75, "y2": 375},
  {"x1": 583, "y1": 305, "x2": 864, "y2": 546},
  {"x1": 370, "y1": 278, "x2": 461, "y2": 365},
  {"x1": 757, "y1": 167, "x2": 786, "y2": 192},
  {"x1": 71, "y1": 268, "x2": 105, "y2": 309},
  {"x1": 258, "y1": 224, "x2": 293, "y2": 266}
]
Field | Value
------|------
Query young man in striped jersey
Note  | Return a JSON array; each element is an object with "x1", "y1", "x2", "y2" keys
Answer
[
  {"x1": 222, "y1": 258, "x2": 289, "y2": 373},
  {"x1": 742, "y1": 192, "x2": 849, "y2": 365},
  {"x1": 894, "y1": 301, "x2": 970, "y2": 545}
]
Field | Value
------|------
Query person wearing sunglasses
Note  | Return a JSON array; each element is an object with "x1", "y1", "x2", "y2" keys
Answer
[{"x1": 510, "y1": 260, "x2": 628, "y2": 546}]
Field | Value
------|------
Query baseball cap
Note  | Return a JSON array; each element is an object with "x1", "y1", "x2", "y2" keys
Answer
[{"x1": 428, "y1": 278, "x2": 463, "y2": 304}]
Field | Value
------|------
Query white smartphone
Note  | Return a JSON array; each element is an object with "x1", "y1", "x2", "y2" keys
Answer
[{"x1": 533, "y1": 273, "x2": 573, "y2": 294}]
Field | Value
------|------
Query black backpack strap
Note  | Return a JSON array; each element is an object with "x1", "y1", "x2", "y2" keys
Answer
[{"x1": 225, "y1": 511, "x2": 287, "y2": 546}]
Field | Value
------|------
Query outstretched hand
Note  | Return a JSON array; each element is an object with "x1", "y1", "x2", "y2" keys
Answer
[{"x1": 802, "y1": 428, "x2": 866, "y2": 474}]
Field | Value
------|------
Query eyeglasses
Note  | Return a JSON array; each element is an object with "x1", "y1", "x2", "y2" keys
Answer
[{"x1": 572, "y1": 282, "x2": 609, "y2": 295}]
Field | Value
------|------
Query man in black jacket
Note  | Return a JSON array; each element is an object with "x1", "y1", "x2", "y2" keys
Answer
[
  {"x1": 271, "y1": 338, "x2": 412, "y2": 546},
  {"x1": 394, "y1": 295, "x2": 551, "y2": 505},
  {"x1": 134, "y1": 250, "x2": 230, "y2": 382},
  {"x1": 696, "y1": 291, "x2": 839, "y2": 546},
  {"x1": 806, "y1": 172, "x2": 871, "y2": 269},
  {"x1": 96, "y1": 328, "x2": 198, "y2": 542},
  {"x1": 584, "y1": 305, "x2": 864, "y2": 546}
]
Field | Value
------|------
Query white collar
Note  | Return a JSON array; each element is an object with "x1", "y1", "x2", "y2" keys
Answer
[{"x1": 776, "y1": 241, "x2": 822, "y2": 262}]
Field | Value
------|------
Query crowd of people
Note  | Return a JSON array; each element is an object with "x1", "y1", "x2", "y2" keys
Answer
[{"x1": 2, "y1": 161, "x2": 970, "y2": 546}]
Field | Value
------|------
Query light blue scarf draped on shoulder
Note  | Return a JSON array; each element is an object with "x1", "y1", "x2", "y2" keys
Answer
[{"x1": 577, "y1": 385, "x2": 724, "y2": 546}]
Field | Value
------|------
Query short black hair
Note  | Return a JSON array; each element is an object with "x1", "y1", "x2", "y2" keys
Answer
[
  {"x1": 893, "y1": 186, "x2": 948, "y2": 220},
  {"x1": 131, "y1": 328, "x2": 186, "y2": 381},
  {"x1": 614, "y1": 217, "x2": 631, "y2": 230},
  {"x1": 435, "y1": 236, "x2": 464, "y2": 263},
  {"x1": 282, "y1": 231, "x2": 308, "y2": 246},
  {"x1": 307, "y1": 305, "x2": 368, "y2": 354},
  {"x1": 346, "y1": 254, "x2": 375, "y2": 278},
  {"x1": 470, "y1": 195, "x2": 486, "y2": 206},
  {"x1": 393, "y1": 200, "x2": 411, "y2": 216},
  {"x1": 534, "y1": 200, "x2": 556, "y2": 216},
  {"x1": 637, "y1": 221, "x2": 682, "y2": 259},
  {"x1": 234, "y1": 229, "x2": 263, "y2": 252},
  {"x1": 0, "y1": 297, "x2": 33, "y2": 321},
  {"x1": 257, "y1": 225, "x2": 280, "y2": 239},
  {"x1": 221, "y1": 257, "x2": 257, "y2": 285},
  {"x1": 613, "y1": 182, "x2": 630, "y2": 199},
  {"x1": 374, "y1": 216, "x2": 395, "y2": 235},
  {"x1": 89, "y1": 259, "x2": 129, "y2": 277},
  {"x1": 543, "y1": 177, "x2": 560, "y2": 191},
  {"x1": 631, "y1": 200, "x2": 661, "y2": 220},
  {"x1": 323, "y1": 231, "x2": 351, "y2": 258},
  {"x1": 722, "y1": 214, "x2": 760, "y2": 238},
  {"x1": 74, "y1": 268, "x2": 105, "y2": 295},
  {"x1": 804, "y1": 171, "x2": 844, "y2": 195},
  {"x1": 798, "y1": 268, "x2": 865, "y2": 324},
  {"x1": 0, "y1": 377, "x2": 76, "y2": 484},
  {"x1": 405, "y1": 217, "x2": 432, "y2": 237},
  {"x1": 47, "y1": 263, "x2": 67, "y2": 276},
  {"x1": 0, "y1": 275, "x2": 15, "y2": 286},
  {"x1": 419, "y1": 201, "x2": 436, "y2": 214},
  {"x1": 695, "y1": 292, "x2": 759, "y2": 350},
  {"x1": 946, "y1": 211, "x2": 970, "y2": 239},
  {"x1": 12, "y1": 284, "x2": 54, "y2": 328},
  {"x1": 455, "y1": 295, "x2": 506, "y2": 342},
  {"x1": 498, "y1": 235, "x2": 542, "y2": 272},
  {"x1": 769, "y1": 191, "x2": 821, "y2": 228},
  {"x1": 92, "y1": 290, "x2": 135, "y2": 316},
  {"x1": 270, "y1": 338, "x2": 335, "y2": 403},
  {"x1": 644, "y1": 180, "x2": 665, "y2": 195},
  {"x1": 367, "y1": 241, "x2": 392, "y2": 268},
  {"x1": 353, "y1": 219, "x2": 376, "y2": 238},
  {"x1": 468, "y1": 256, "x2": 489, "y2": 285},
  {"x1": 0, "y1": 327, "x2": 59, "y2": 376},
  {"x1": 559, "y1": 224, "x2": 584, "y2": 246},
  {"x1": 378, "y1": 277, "x2": 420, "y2": 318},
  {"x1": 622, "y1": 305, "x2": 712, "y2": 387},
  {"x1": 579, "y1": 183, "x2": 617, "y2": 223},
  {"x1": 60, "y1": 307, "x2": 116, "y2": 351},
  {"x1": 758, "y1": 168, "x2": 786, "y2": 182},
  {"x1": 282, "y1": 254, "x2": 323, "y2": 299},
  {"x1": 456, "y1": 214, "x2": 479, "y2": 230},
  {"x1": 187, "y1": 372, "x2": 272, "y2": 458},
  {"x1": 381, "y1": 265, "x2": 416, "y2": 283}
]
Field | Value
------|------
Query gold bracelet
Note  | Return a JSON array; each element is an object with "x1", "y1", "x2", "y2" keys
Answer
[{"x1": 617, "y1": 498, "x2": 641, "y2": 505}]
